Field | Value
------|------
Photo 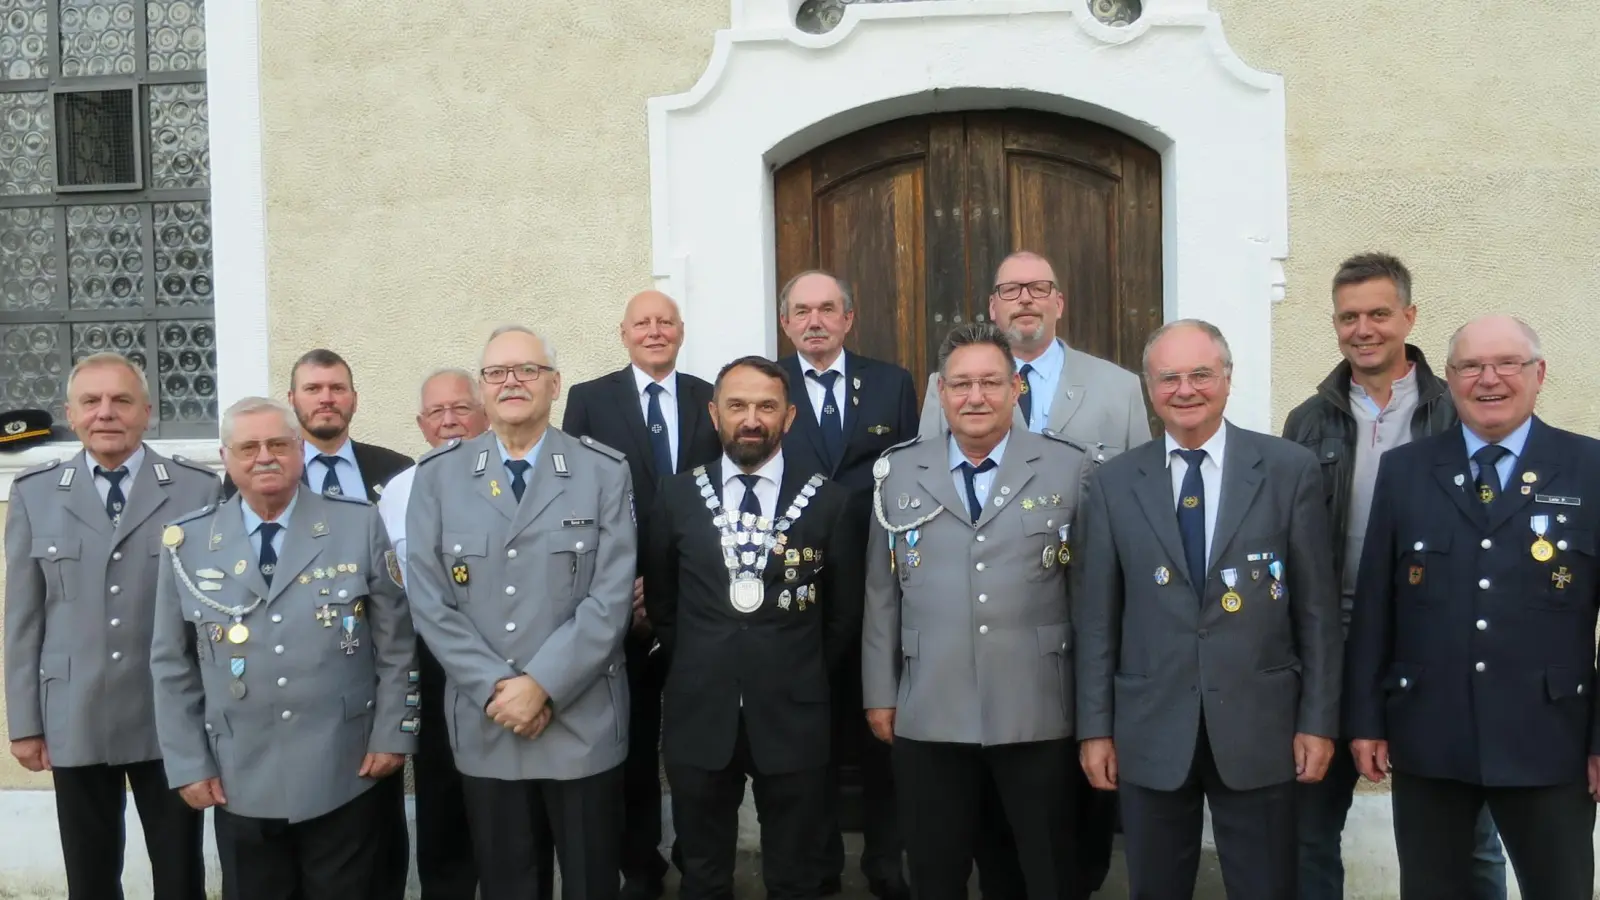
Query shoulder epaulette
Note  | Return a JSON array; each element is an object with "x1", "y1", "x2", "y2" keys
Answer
[
  {"x1": 324, "y1": 490, "x2": 371, "y2": 506},
  {"x1": 881, "y1": 435, "x2": 922, "y2": 455},
  {"x1": 575, "y1": 434, "x2": 626, "y2": 463},
  {"x1": 166, "y1": 454, "x2": 217, "y2": 477},
  {"x1": 1041, "y1": 429, "x2": 1093, "y2": 455},
  {"x1": 167, "y1": 502, "x2": 218, "y2": 527},
  {"x1": 416, "y1": 437, "x2": 461, "y2": 466},
  {"x1": 12, "y1": 457, "x2": 62, "y2": 482}
]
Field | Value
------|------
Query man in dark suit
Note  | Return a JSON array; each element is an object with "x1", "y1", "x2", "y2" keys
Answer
[
  {"x1": 1346, "y1": 314, "x2": 1600, "y2": 899},
  {"x1": 219, "y1": 348, "x2": 414, "y2": 900},
  {"x1": 563, "y1": 289, "x2": 722, "y2": 899},
  {"x1": 1075, "y1": 318, "x2": 1343, "y2": 899},
  {"x1": 776, "y1": 271, "x2": 917, "y2": 900},
  {"x1": 642, "y1": 355, "x2": 866, "y2": 900}
]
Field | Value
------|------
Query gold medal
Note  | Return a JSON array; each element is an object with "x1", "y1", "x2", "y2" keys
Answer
[
  {"x1": 1221, "y1": 591, "x2": 1242, "y2": 613},
  {"x1": 1531, "y1": 538, "x2": 1554, "y2": 562},
  {"x1": 227, "y1": 623, "x2": 249, "y2": 644},
  {"x1": 161, "y1": 525, "x2": 184, "y2": 548},
  {"x1": 1058, "y1": 544, "x2": 1071, "y2": 566}
]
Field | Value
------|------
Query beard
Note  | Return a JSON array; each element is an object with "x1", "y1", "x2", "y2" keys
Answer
[
  {"x1": 297, "y1": 408, "x2": 346, "y2": 442},
  {"x1": 721, "y1": 425, "x2": 781, "y2": 468}
]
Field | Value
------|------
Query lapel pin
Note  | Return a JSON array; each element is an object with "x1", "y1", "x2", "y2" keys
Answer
[
  {"x1": 372, "y1": 483, "x2": 383, "y2": 496},
  {"x1": 490, "y1": 480, "x2": 502, "y2": 497},
  {"x1": 852, "y1": 376, "x2": 861, "y2": 390},
  {"x1": 233, "y1": 559, "x2": 247, "y2": 575},
  {"x1": 1454, "y1": 474, "x2": 1465, "y2": 487},
  {"x1": 1522, "y1": 471, "x2": 1538, "y2": 483},
  {"x1": 312, "y1": 522, "x2": 328, "y2": 536}
]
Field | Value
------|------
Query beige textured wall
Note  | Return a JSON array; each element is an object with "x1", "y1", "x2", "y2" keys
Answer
[{"x1": 1209, "y1": 0, "x2": 1600, "y2": 434}]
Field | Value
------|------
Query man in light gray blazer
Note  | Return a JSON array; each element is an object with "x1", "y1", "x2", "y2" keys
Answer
[
  {"x1": 1074, "y1": 319, "x2": 1342, "y2": 900},
  {"x1": 918, "y1": 250, "x2": 1152, "y2": 461},
  {"x1": 405, "y1": 325, "x2": 635, "y2": 900},
  {"x1": 150, "y1": 395, "x2": 417, "y2": 899},
  {"x1": 864, "y1": 323, "x2": 1094, "y2": 900},
  {"x1": 5, "y1": 353, "x2": 220, "y2": 900}
]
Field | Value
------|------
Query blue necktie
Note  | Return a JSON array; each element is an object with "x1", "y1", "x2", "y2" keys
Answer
[
  {"x1": 645, "y1": 383, "x2": 674, "y2": 476},
  {"x1": 1174, "y1": 448, "x2": 1208, "y2": 594},
  {"x1": 97, "y1": 466, "x2": 128, "y2": 524},
  {"x1": 505, "y1": 459, "x2": 531, "y2": 503},
  {"x1": 257, "y1": 522, "x2": 281, "y2": 586},
  {"x1": 808, "y1": 370, "x2": 844, "y2": 469},
  {"x1": 315, "y1": 454, "x2": 342, "y2": 496},
  {"x1": 959, "y1": 459, "x2": 997, "y2": 523},
  {"x1": 1472, "y1": 444, "x2": 1510, "y2": 506},
  {"x1": 1018, "y1": 363, "x2": 1034, "y2": 425}
]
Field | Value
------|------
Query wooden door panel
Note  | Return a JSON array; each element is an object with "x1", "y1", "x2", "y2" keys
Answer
[{"x1": 1008, "y1": 154, "x2": 1119, "y2": 363}]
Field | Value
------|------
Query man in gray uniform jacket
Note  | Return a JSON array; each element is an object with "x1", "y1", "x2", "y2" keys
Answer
[
  {"x1": 864, "y1": 323, "x2": 1095, "y2": 900},
  {"x1": 150, "y1": 395, "x2": 417, "y2": 900},
  {"x1": 5, "y1": 353, "x2": 220, "y2": 900},
  {"x1": 405, "y1": 325, "x2": 635, "y2": 900}
]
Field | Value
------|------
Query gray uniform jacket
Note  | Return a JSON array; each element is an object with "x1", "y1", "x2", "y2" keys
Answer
[
  {"x1": 862, "y1": 426, "x2": 1093, "y2": 745},
  {"x1": 1073, "y1": 422, "x2": 1342, "y2": 793},
  {"x1": 150, "y1": 485, "x2": 418, "y2": 822},
  {"x1": 4, "y1": 448, "x2": 220, "y2": 767},
  {"x1": 918, "y1": 343, "x2": 1152, "y2": 459},
  {"x1": 404, "y1": 428, "x2": 635, "y2": 781}
]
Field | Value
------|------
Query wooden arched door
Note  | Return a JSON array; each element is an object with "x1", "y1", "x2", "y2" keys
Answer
[{"x1": 774, "y1": 110, "x2": 1163, "y2": 399}]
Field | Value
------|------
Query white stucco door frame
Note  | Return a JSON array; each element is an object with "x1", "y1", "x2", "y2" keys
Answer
[{"x1": 647, "y1": 0, "x2": 1288, "y2": 431}]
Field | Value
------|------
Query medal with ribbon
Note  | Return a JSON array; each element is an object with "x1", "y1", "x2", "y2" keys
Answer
[
  {"x1": 1530, "y1": 514, "x2": 1554, "y2": 562},
  {"x1": 1268, "y1": 560, "x2": 1287, "y2": 600},
  {"x1": 340, "y1": 615, "x2": 360, "y2": 655},
  {"x1": 906, "y1": 530, "x2": 921, "y2": 568},
  {"x1": 1220, "y1": 568, "x2": 1242, "y2": 612},
  {"x1": 1057, "y1": 523, "x2": 1072, "y2": 567}
]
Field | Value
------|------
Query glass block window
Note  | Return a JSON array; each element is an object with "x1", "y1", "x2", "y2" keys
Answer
[{"x1": 0, "y1": 0, "x2": 212, "y2": 437}]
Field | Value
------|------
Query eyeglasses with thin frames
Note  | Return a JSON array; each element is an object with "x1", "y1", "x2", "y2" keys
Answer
[
  {"x1": 992, "y1": 280, "x2": 1058, "y2": 301},
  {"x1": 480, "y1": 363, "x2": 556, "y2": 384}
]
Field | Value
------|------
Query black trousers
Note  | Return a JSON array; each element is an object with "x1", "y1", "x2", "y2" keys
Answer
[
  {"x1": 621, "y1": 638, "x2": 670, "y2": 886},
  {"x1": 412, "y1": 639, "x2": 479, "y2": 900},
  {"x1": 1392, "y1": 770, "x2": 1595, "y2": 900},
  {"x1": 893, "y1": 736, "x2": 1079, "y2": 900},
  {"x1": 216, "y1": 781, "x2": 389, "y2": 900},
  {"x1": 819, "y1": 639, "x2": 903, "y2": 889},
  {"x1": 1119, "y1": 720, "x2": 1296, "y2": 900},
  {"x1": 461, "y1": 763, "x2": 624, "y2": 900},
  {"x1": 369, "y1": 772, "x2": 410, "y2": 900},
  {"x1": 667, "y1": 714, "x2": 829, "y2": 900},
  {"x1": 51, "y1": 760, "x2": 205, "y2": 900}
]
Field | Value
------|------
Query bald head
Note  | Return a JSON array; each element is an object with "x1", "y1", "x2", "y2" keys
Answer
[
  {"x1": 620, "y1": 289, "x2": 684, "y2": 378},
  {"x1": 1444, "y1": 314, "x2": 1546, "y2": 443}
]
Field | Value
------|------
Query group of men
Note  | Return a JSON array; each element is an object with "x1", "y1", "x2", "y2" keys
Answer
[{"x1": 3, "y1": 247, "x2": 1598, "y2": 900}]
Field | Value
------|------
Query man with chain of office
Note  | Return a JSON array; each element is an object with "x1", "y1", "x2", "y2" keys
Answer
[
  {"x1": 149, "y1": 395, "x2": 418, "y2": 899},
  {"x1": 863, "y1": 322, "x2": 1096, "y2": 900}
]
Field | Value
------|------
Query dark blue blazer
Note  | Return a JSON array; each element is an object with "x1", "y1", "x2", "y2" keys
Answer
[
  {"x1": 1345, "y1": 416, "x2": 1600, "y2": 787},
  {"x1": 777, "y1": 352, "x2": 919, "y2": 492}
]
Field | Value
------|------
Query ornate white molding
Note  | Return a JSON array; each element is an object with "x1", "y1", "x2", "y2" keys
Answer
[{"x1": 648, "y1": 0, "x2": 1289, "y2": 430}]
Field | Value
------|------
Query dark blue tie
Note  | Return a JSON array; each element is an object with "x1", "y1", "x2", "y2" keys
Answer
[
  {"x1": 315, "y1": 454, "x2": 342, "y2": 495},
  {"x1": 97, "y1": 466, "x2": 128, "y2": 523},
  {"x1": 645, "y1": 383, "x2": 674, "y2": 476},
  {"x1": 735, "y1": 474, "x2": 763, "y2": 557},
  {"x1": 1175, "y1": 448, "x2": 1208, "y2": 594},
  {"x1": 959, "y1": 459, "x2": 997, "y2": 523},
  {"x1": 1018, "y1": 363, "x2": 1034, "y2": 425},
  {"x1": 257, "y1": 522, "x2": 281, "y2": 586},
  {"x1": 808, "y1": 370, "x2": 844, "y2": 469},
  {"x1": 1472, "y1": 444, "x2": 1510, "y2": 506},
  {"x1": 505, "y1": 459, "x2": 531, "y2": 503}
]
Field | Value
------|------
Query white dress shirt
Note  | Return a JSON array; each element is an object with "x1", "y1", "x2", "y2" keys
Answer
[
  {"x1": 1165, "y1": 424, "x2": 1228, "y2": 565},
  {"x1": 633, "y1": 364, "x2": 680, "y2": 470},
  {"x1": 90, "y1": 444, "x2": 145, "y2": 504},
  {"x1": 800, "y1": 350, "x2": 848, "y2": 425},
  {"x1": 720, "y1": 451, "x2": 783, "y2": 519},
  {"x1": 376, "y1": 463, "x2": 418, "y2": 583}
]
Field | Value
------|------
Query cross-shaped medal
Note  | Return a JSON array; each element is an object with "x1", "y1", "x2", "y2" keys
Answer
[
  {"x1": 315, "y1": 605, "x2": 337, "y2": 627},
  {"x1": 1552, "y1": 567, "x2": 1573, "y2": 590},
  {"x1": 340, "y1": 633, "x2": 360, "y2": 655}
]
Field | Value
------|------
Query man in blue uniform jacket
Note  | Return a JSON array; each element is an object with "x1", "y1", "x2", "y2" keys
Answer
[{"x1": 1345, "y1": 314, "x2": 1600, "y2": 900}]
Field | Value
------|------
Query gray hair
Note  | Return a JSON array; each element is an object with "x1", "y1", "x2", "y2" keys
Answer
[
  {"x1": 67, "y1": 351, "x2": 150, "y2": 404},
  {"x1": 220, "y1": 396, "x2": 300, "y2": 447},
  {"x1": 937, "y1": 322, "x2": 1016, "y2": 377},
  {"x1": 1332, "y1": 252, "x2": 1412, "y2": 307},
  {"x1": 1141, "y1": 318, "x2": 1234, "y2": 378},
  {"x1": 778, "y1": 270, "x2": 855, "y2": 318},
  {"x1": 1446, "y1": 316, "x2": 1543, "y2": 366},
  {"x1": 418, "y1": 367, "x2": 481, "y2": 409},
  {"x1": 480, "y1": 325, "x2": 560, "y2": 371}
]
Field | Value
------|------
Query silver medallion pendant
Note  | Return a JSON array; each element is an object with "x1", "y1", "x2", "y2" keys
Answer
[{"x1": 731, "y1": 578, "x2": 764, "y2": 613}]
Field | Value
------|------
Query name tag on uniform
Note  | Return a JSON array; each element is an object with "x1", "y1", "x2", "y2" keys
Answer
[
  {"x1": 1535, "y1": 494, "x2": 1582, "y2": 506},
  {"x1": 562, "y1": 517, "x2": 596, "y2": 528}
]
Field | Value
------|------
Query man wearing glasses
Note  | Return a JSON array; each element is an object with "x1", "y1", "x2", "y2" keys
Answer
[
  {"x1": 1346, "y1": 315, "x2": 1600, "y2": 898},
  {"x1": 404, "y1": 325, "x2": 636, "y2": 900}
]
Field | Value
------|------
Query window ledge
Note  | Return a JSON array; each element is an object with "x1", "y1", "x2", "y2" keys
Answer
[{"x1": 0, "y1": 438, "x2": 222, "y2": 497}]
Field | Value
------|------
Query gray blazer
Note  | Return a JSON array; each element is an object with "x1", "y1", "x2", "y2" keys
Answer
[
  {"x1": 862, "y1": 426, "x2": 1093, "y2": 746},
  {"x1": 918, "y1": 342, "x2": 1152, "y2": 459},
  {"x1": 404, "y1": 428, "x2": 635, "y2": 781},
  {"x1": 150, "y1": 486, "x2": 417, "y2": 822},
  {"x1": 4, "y1": 448, "x2": 220, "y2": 767},
  {"x1": 1073, "y1": 422, "x2": 1342, "y2": 793}
]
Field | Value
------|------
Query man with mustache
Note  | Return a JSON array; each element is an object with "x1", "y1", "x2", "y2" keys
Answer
[
  {"x1": 1346, "y1": 315, "x2": 1600, "y2": 899},
  {"x1": 864, "y1": 323, "x2": 1095, "y2": 900},
  {"x1": 775, "y1": 271, "x2": 918, "y2": 900},
  {"x1": 150, "y1": 395, "x2": 418, "y2": 900},
  {"x1": 1280, "y1": 253, "x2": 1506, "y2": 900},
  {"x1": 404, "y1": 325, "x2": 635, "y2": 900},
  {"x1": 641, "y1": 355, "x2": 865, "y2": 900},
  {"x1": 563, "y1": 289, "x2": 722, "y2": 900},
  {"x1": 5, "y1": 353, "x2": 220, "y2": 900},
  {"x1": 377, "y1": 367, "x2": 491, "y2": 900}
]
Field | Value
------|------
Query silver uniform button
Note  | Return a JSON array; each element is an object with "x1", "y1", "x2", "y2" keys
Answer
[
  {"x1": 505, "y1": 586, "x2": 516, "y2": 595},
  {"x1": 978, "y1": 625, "x2": 989, "y2": 634},
  {"x1": 505, "y1": 622, "x2": 516, "y2": 632},
  {"x1": 111, "y1": 651, "x2": 122, "y2": 661},
  {"x1": 108, "y1": 585, "x2": 120, "y2": 595},
  {"x1": 274, "y1": 645, "x2": 285, "y2": 654},
  {"x1": 277, "y1": 677, "x2": 288, "y2": 687},
  {"x1": 111, "y1": 551, "x2": 122, "y2": 561},
  {"x1": 1475, "y1": 662, "x2": 1486, "y2": 672},
  {"x1": 109, "y1": 618, "x2": 120, "y2": 627},
  {"x1": 204, "y1": 723, "x2": 213, "y2": 733},
  {"x1": 367, "y1": 700, "x2": 375, "y2": 709},
  {"x1": 508, "y1": 549, "x2": 518, "y2": 559},
  {"x1": 976, "y1": 535, "x2": 986, "y2": 542},
  {"x1": 1399, "y1": 677, "x2": 1409, "y2": 688},
  {"x1": 452, "y1": 544, "x2": 463, "y2": 553},
  {"x1": 281, "y1": 710, "x2": 292, "y2": 720},
  {"x1": 271, "y1": 614, "x2": 283, "y2": 623},
  {"x1": 575, "y1": 541, "x2": 585, "y2": 551},
  {"x1": 1476, "y1": 619, "x2": 1487, "y2": 630},
  {"x1": 1480, "y1": 538, "x2": 1491, "y2": 549},
  {"x1": 975, "y1": 562, "x2": 986, "y2": 572},
  {"x1": 337, "y1": 589, "x2": 349, "y2": 599},
  {"x1": 978, "y1": 594, "x2": 988, "y2": 603},
  {"x1": 1558, "y1": 540, "x2": 1569, "y2": 551},
  {"x1": 1046, "y1": 519, "x2": 1054, "y2": 527},
  {"x1": 1413, "y1": 541, "x2": 1423, "y2": 551},
  {"x1": 47, "y1": 546, "x2": 56, "y2": 555},
  {"x1": 1478, "y1": 578, "x2": 1490, "y2": 589}
]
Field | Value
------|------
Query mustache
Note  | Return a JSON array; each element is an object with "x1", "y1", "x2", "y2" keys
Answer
[
  {"x1": 249, "y1": 462, "x2": 283, "y2": 474},
  {"x1": 497, "y1": 388, "x2": 532, "y2": 401},
  {"x1": 802, "y1": 327, "x2": 830, "y2": 340}
]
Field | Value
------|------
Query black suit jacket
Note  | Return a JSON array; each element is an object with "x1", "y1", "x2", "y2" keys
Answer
[
  {"x1": 222, "y1": 439, "x2": 411, "y2": 503},
  {"x1": 1345, "y1": 417, "x2": 1600, "y2": 787},
  {"x1": 641, "y1": 453, "x2": 866, "y2": 774},
  {"x1": 561, "y1": 366, "x2": 721, "y2": 515},
  {"x1": 778, "y1": 352, "x2": 919, "y2": 492}
]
